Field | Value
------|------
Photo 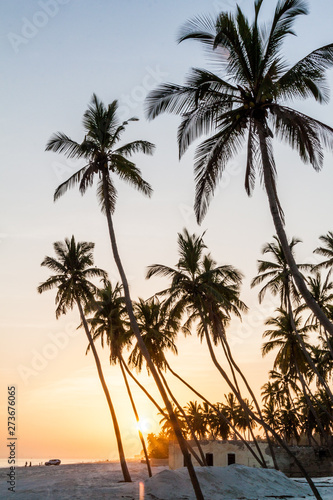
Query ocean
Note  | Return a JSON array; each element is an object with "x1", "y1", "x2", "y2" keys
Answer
[{"x1": 0, "y1": 457, "x2": 115, "y2": 468}]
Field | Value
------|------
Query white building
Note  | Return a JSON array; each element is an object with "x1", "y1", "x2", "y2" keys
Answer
[{"x1": 169, "y1": 440, "x2": 274, "y2": 470}]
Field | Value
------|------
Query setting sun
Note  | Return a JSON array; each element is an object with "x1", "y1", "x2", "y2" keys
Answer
[{"x1": 136, "y1": 418, "x2": 152, "y2": 434}]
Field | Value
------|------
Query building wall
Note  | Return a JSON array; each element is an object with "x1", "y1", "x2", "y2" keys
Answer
[
  {"x1": 169, "y1": 440, "x2": 274, "y2": 470},
  {"x1": 169, "y1": 440, "x2": 333, "y2": 477}
]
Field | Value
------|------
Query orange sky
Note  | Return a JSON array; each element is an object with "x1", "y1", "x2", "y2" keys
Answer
[{"x1": 1, "y1": 0, "x2": 333, "y2": 462}]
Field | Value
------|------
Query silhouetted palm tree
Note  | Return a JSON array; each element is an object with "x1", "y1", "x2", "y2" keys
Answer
[
  {"x1": 86, "y1": 279, "x2": 152, "y2": 477},
  {"x1": 145, "y1": 0, "x2": 333, "y2": 340},
  {"x1": 262, "y1": 308, "x2": 311, "y2": 378},
  {"x1": 46, "y1": 95, "x2": 204, "y2": 499},
  {"x1": 37, "y1": 237, "x2": 132, "y2": 482},
  {"x1": 251, "y1": 236, "x2": 307, "y2": 308},
  {"x1": 314, "y1": 231, "x2": 333, "y2": 271}
]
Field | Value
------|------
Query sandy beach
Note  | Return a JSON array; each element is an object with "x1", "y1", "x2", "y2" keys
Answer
[{"x1": 1, "y1": 461, "x2": 333, "y2": 499}]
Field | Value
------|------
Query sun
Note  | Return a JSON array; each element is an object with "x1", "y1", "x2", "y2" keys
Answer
[{"x1": 135, "y1": 418, "x2": 151, "y2": 433}]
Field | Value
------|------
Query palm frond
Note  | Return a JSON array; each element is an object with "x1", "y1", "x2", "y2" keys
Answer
[
  {"x1": 54, "y1": 164, "x2": 89, "y2": 201},
  {"x1": 277, "y1": 44, "x2": 333, "y2": 104},
  {"x1": 194, "y1": 122, "x2": 247, "y2": 223},
  {"x1": 115, "y1": 140, "x2": 155, "y2": 157},
  {"x1": 112, "y1": 155, "x2": 153, "y2": 198},
  {"x1": 45, "y1": 133, "x2": 86, "y2": 159}
]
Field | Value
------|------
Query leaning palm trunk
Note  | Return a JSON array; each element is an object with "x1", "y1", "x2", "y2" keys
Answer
[
  {"x1": 165, "y1": 361, "x2": 267, "y2": 467},
  {"x1": 219, "y1": 336, "x2": 270, "y2": 468},
  {"x1": 76, "y1": 299, "x2": 132, "y2": 482},
  {"x1": 201, "y1": 315, "x2": 322, "y2": 499},
  {"x1": 102, "y1": 174, "x2": 204, "y2": 500},
  {"x1": 119, "y1": 359, "x2": 152, "y2": 477},
  {"x1": 258, "y1": 123, "x2": 333, "y2": 338},
  {"x1": 121, "y1": 354, "x2": 208, "y2": 464},
  {"x1": 120, "y1": 354, "x2": 166, "y2": 416},
  {"x1": 157, "y1": 367, "x2": 207, "y2": 466}
]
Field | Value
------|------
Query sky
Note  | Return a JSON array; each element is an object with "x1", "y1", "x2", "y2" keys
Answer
[{"x1": 1, "y1": 0, "x2": 333, "y2": 462}]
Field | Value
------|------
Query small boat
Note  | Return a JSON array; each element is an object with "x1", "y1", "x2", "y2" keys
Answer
[{"x1": 45, "y1": 459, "x2": 61, "y2": 466}]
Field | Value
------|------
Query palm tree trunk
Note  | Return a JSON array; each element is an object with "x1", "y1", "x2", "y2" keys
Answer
[
  {"x1": 119, "y1": 358, "x2": 152, "y2": 477},
  {"x1": 76, "y1": 298, "x2": 132, "y2": 482},
  {"x1": 157, "y1": 367, "x2": 207, "y2": 466},
  {"x1": 219, "y1": 336, "x2": 270, "y2": 468},
  {"x1": 119, "y1": 354, "x2": 166, "y2": 416},
  {"x1": 102, "y1": 174, "x2": 204, "y2": 500},
  {"x1": 165, "y1": 361, "x2": 267, "y2": 467},
  {"x1": 258, "y1": 121, "x2": 333, "y2": 338}
]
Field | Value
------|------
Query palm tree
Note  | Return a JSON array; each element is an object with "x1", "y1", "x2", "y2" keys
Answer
[
  {"x1": 314, "y1": 231, "x2": 333, "y2": 270},
  {"x1": 147, "y1": 229, "x2": 272, "y2": 467},
  {"x1": 262, "y1": 308, "x2": 311, "y2": 378},
  {"x1": 253, "y1": 237, "x2": 333, "y2": 400},
  {"x1": 184, "y1": 401, "x2": 207, "y2": 439},
  {"x1": 37, "y1": 236, "x2": 132, "y2": 482},
  {"x1": 145, "y1": 0, "x2": 333, "y2": 338},
  {"x1": 164, "y1": 360, "x2": 266, "y2": 466},
  {"x1": 86, "y1": 279, "x2": 152, "y2": 477},
  {"x1": 130, "y1": 297, "x2": 207, "y2": 466},
  {"x1": 46, "y1": 95, "x2": 204, "y2": 499},
  {"x1": 251, "y1": 236, "x2": 307, "y2": 308},
  {"x1": 147, "y1": 230, "x2": 323, "y2": 498}
]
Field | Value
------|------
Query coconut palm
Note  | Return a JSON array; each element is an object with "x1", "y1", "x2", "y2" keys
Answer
[
  {"x1": 314, "y1": 231, "x2": 333, "y2": 270},
  {"x1": 253, "y1": 237, "x2": 333, "y2": 401},
  {"x1": 46, "y1": 94, "x2": 204, "y2": 498},
  {"x1": 145, "y1": 0, "x2": 333, "y2": 338},
  {"x1": 130, "y1": 297, "x2": 207, "y2": 466},
  {"x1": 184, "y1": 401, "x2": 207, "y2": 439},
  {"x1": 251, "y1": 236, "x2": 308, "y2": 308},
  {"x1": 37, "y1": 237, "x2": 132, "y2": 482},
  {"x1": 262, "y1": 307, "x2": 312, "y2": 377},
  {"x1": 86, "y1": 279, "x2": 152, "y2": 477},
  {"x1": 147, "y1": 229, "x2": 273, "y2": 467}
]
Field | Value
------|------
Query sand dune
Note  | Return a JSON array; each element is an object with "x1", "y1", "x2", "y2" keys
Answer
[{"x1": 1, "y1": 461, "x2": 332, "y2": 499}]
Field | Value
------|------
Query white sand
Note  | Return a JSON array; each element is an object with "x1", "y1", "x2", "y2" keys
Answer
[{"x1": 1, "y1": 461, "x2": 332, "y2": 499}]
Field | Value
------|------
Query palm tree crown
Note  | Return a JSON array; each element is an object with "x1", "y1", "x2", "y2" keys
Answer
[
  {"x1": 251, "y1": 235, "x2": 308, "y2": 307},
  {"x1": 146, "y1": 0, "x2": 333, "y2": 223},
  {"x1": 147, "y1": 229, "x2": 247, "y2": 338},
  {"x1": 46, "y1": 94, "x2": 155, "y2": 212},
  {"x1": 37, "y1": 236, "x2": 106, "y2": 317},
  {"x1": 86, "y1": 279, "x2": 132, "y2": 364}
]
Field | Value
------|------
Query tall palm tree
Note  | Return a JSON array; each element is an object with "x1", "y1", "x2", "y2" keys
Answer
[
  {"x1": 37, "y1": 236, "x2": 132, "y2": 482},
  {"x1": 86, "y1": 279, "x2": 152, "y2": 477},
  {"x1": 147, "y1": 230, "x2": 322, "y2": 498},
  {"x1": 147, "y1": 229, "x2": 272, "y2": 467},
  {"x1": 145, "y1": 0, "x2": 333, "y2": 338},
  {"x1": 46, "y1": 95, "x2": 204, "y2": 499},
  {"x1": 130, "y1": 296, "x2": 207, "y2": 466}
]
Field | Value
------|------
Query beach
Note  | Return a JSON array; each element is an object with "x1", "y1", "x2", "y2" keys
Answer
[{"x1": 1, "y1": 461, "x2": 333, "y2": 499}]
